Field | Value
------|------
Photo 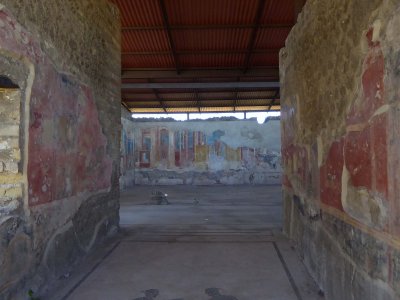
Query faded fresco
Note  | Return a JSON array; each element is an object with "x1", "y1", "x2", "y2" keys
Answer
[
  {"x1": 121, "y1": 111, "x2": 136, "y2": 189},
  {"x1": 126, "y1": 120, "x2": 282, "y2": 185}
]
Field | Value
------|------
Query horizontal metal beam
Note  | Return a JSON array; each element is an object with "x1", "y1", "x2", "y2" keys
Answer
[
  {"x1": 122, "y1": 88, "x2": 278, "y2": 95},
  {"x1": 122, "y1": 96, "x2": 279, "y2": 102},
  {"x1": 121, "y1": 23, "x2": 293, "y2": 31},
  {"x1": 129, "y1": 109, "x2": 280, "y2": 114},
  {"x1": 127, "y1": 103, "x2": 279, "y2": 108},
  {"x1": 128, "y1": 105, "x2": 280, "y2": 110},
  {"x1": 122, "y1": 90, "x2": 279, "y2": 96},
  {"x1": 122, "y1": 82, "x2": 280, "y2": 90},
  {"x1": 122, "y1": 68, "x2": 279, "y2": 79},
  {"x1": 121, "y1": 49, "x2": 280, "y2": 56},
  {"x1": 124, "y1": 101, "x2": 279, "y2": 106},
  {"x1": 127, "y1": 109, "x2": 280, "y2": 114}
]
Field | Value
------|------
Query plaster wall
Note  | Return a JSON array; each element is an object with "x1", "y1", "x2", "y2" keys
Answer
[
  {"x1": 121, "y1": 118, "x2": 282, "y2": 186},
  {"x1": 0, "y1": 1, "x2": 121, "y2": 298},
  {"x1": 280, "y1": 0, "x2": 400, "y2": 298}
]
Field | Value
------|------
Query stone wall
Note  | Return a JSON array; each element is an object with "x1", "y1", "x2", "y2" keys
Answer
[
  {"x1": 0, "y1": 1, "x2": 121, "y2": 298},
  {"x1": 280, "y1": 0, "x2": 400, "y2": 299},
  {"x1": 122, "y1": 118, "x2": 282, "y2": 186}
]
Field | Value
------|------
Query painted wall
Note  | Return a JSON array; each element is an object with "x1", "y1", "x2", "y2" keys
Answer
[
  {"x1": 0, "y1": 1, "x2": 120, "y2": 298},
  {"x1": 281, "y1": 1, "x2": 400, "y2": 299},
  {"x1": 121, "y1": 118, "x2": 282, "y2": 186},
  {"x1": 120, "y1": 107, "x2": 136, "y2": 189}
]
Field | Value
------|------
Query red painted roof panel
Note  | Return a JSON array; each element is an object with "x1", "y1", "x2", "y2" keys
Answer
[
  {"x1": 173, "y1": 28, "x2": 251, "y2": 51},
  {"x1": 165, "y1": 0, "x2": 259, "y2": 25},
  {"x1": 179, "y1": 53, "x2": 245, "y2": 68},
  {"x1": 262, "y1": 0, "x2": 295, "y2": 24},
  {"x1": 122, "y1": 30, "x2": 170, "y2": 52},
  {"x1": 113, "y1": 0, "x2": 163, "y2": 27},
  {"x1": 123, "y1": 54, "x2": 175, "y2": 68}
]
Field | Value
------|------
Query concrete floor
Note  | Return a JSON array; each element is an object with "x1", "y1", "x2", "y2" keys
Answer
[{"x1": 45, "y1": 185, "x2": 322, "y2": 300}]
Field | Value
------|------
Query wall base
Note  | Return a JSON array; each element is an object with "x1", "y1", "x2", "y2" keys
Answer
[{"x1": 283, "y1": 189, "x2": 398, "y2": 300}]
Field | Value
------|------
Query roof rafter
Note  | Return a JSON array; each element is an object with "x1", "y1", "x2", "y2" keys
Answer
[
  {"x1": 122, "y1": 81, "x2": 280, "y2": 90},
  {"x1": 267, "y1": 90, "x2": 280, "y2": 111},
  {"x1": 148, "y1": 79, "x2": 167, "y2": 112},
  {"x1": 127, "y1": 102, "x2": 278, "y2": 109},
  {"x1": 243, "y1": 0, "x2": 269, "y2": 73},
  {"x1": 123, "y1": 97, "x2": 280, "y2": 103},
  {"x1": 121, "y1": 48, "x2": 281, "y2": 56},
  {"x1": 158, "y1": 0, "x2": 180, "y2": 74},
  {"x1": 121, "y1": 68, "x2": 279, "y2": 79},
  {"x1": 129, "y1": 109, "x2": 280, "y2": 114}
]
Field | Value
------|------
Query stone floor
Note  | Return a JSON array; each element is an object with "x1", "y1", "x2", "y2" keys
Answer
[{"x1": 44, "y1": 185, "x2": 323, "y2": 300}]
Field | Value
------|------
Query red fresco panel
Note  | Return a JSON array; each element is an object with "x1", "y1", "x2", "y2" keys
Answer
[
  {"x1": 320, "y1": 140, "x2": 345, "y2": 211},
  {"x1": 347, "y1": 28, "x2": 385, "y2": 125},
  {"x1": 344, "y1": 128, "x2": 372, "y2": 190},
  {"x1": 370, "y1": 113, "x2": 388, "y2": 199},
  {"x1": 0, "y1": 10, "x2": 113, "y2": 206}
]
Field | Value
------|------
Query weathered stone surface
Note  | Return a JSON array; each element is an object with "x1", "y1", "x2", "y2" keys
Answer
[
  {"x1": 281, "y1": 0, "x2": 400, "y2": 299},
  {"x1": 0, "y1": 1, "x2": 121, "y2": 298}
]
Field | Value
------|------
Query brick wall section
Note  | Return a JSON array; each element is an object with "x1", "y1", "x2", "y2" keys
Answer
[
  {"x1": 281, "y1": 0, "x2": 400, "y2": 299},
  {"x1": 0, "y1": 1, "x2": 121, "y2": 298},
  {"x1": 0, "y1": 89, "x2": 23, "y2": 214}
]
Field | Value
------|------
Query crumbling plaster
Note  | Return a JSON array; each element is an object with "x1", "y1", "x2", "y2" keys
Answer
[
  {"x1": 0, "y1": 1, "x2": 121, "y2": 298},
  {"x1": 281, "y1": 0, "x2": 400, "y2": 299}
]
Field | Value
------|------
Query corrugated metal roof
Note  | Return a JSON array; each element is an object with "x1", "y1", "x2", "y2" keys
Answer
[
  {"x1": 236, "y1": 99, "x2": 271, "y2": 106},
  {"x1": 237, "y1": 90, "x2": 277, "y2": 98},
  {"x1": 123, "y1": 54, "x2": 174, "y2": 68},
  {"x1": 200, "y1": 100, "x2": 234, "y2": 107},
  {"x1": 163, "y1": 101, "x2": 198, "y2": 107},
  {"x1": 111, "y1": 0, "x2": 304, "y2": 113},
  {"x1": 159, "y1": 93, "x2": 196, "y2": 100},
  {"x1": 126, "y1": 101, "x2": 161, "y2": 107},
  {"x1": 122, "y1": 93, "x2": 158, "y2": 100},
  {"x1": 255, "y1": 28, "x2": 291, "y2": 49},
  {"x1": 201, "y1": 92, "x2": 236, "y2": 99},
  {"x1": 113, "y1": 0, "x2": 163, "y2": 27},
  {"x1": 122, "y1": 30, "x2": 169, "y2": 52},
  {"x1": 173, "y1": 28, "x2": 251, "y2": 51},
  {"x1": 235, "y1": 106, "x2": 269, "y2": 111},
  {"x1": 250, "y1": 53, "x2": 279, "y2": 67},
  {"x1": 166, "y1": 107, "x2": 199, "y2": 113},
  {"x1": 165, "y1": 0, "x2": 259, "y2": 25},
  {"x1": 262, "y1": 0, "x2": 295, "y2": 24},
  {"x1": 201, "y1": 106, "x2": 235, "y2": 112},
  {"x1": 131, "y1": 108, "x2": 165, "y2": 113},
  {"x1": 179, "y1": 53, "x2": 245, "y2": 68}
]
